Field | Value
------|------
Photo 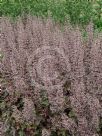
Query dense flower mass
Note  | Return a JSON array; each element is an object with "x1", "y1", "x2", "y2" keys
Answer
[{"x1": 0, "y1": 17, "x2": 102, "y2": 136}]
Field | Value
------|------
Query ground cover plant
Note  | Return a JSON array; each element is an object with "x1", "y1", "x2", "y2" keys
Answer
[
  {"x1": 0, "y1": 16, "x2": 102, "y2": 136},
  {"x1": 0, "y1": 0, "x2": 102, "y2": 136}
]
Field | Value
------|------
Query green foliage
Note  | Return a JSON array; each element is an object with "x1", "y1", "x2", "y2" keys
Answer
[
  {"x1": 92, "y1": 0, "x2": 102, "y2": 30},
  {"x1": 97, "y1": 117, "x2": 102, "y2": 136},
  {"x1": 65, "y1": 0, "x2": 93, "y2": 26},
  {"x1": 0, "y1": 52, "x2": 4, "y2": 60},
  {"x1": 51, "y1": 129, "x2": 72, "y2": 136},
  {"x1": 0, "y1": 0, "x2": 102, "y2": 30},
  {"x1": 40, "y1": 89, "x2": 49, "y2": 108}
]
